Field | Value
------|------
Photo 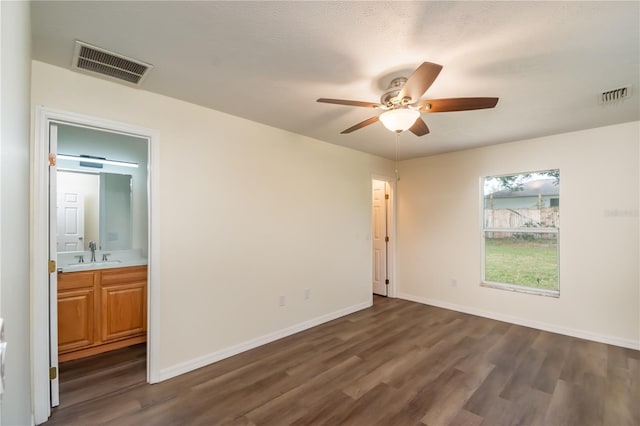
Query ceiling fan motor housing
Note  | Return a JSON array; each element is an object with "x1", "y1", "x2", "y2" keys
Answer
[{"x1": 380, "y1": 77, "x2": 408, "y2": 107}]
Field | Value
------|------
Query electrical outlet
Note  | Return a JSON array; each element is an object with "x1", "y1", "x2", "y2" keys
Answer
[
  {"x1": 304, "y1": 288, "x2": 310, "y2": 300},
  {"x1": 450, "y1": 278, "x2": 458, "y2": 288},
  {"x1": 279, "y1": 295, "x2": 285, "y2": 306}
]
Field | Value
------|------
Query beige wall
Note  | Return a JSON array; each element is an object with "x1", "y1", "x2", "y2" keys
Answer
[
  {"x1": 32, "y1": 61, "x2": 394, "y2": 373},
  {"x1": 31, "y1": 58, "x2": 638, "y2": 395},
  {"x1": 398, "y1": 122, "x2": 639, "y2": 347},
  {"x1": 1, "y1": 1, "x2": 32, "y2": 424}
]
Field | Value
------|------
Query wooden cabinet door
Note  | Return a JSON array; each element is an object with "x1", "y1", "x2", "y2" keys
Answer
[
  {"x1": 58, "y1": 266, "x2": 147, "y2": 360},
  {"x1": 58, "y1": 288, "x2": 95, "y2": 352},
  {"x1": 101, "y1": 282, "x2": 147, "y2": 342}
]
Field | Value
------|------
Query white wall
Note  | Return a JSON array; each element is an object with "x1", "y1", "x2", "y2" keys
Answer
[
  {"x1": 31, "y1": 61, "x2": 394, "y2": 375},
  {"x1": 0, "y1": 1, "x2": 33, "y2": 424},
  {"x1": 398, "y1": 122, "x2": 640, "y2": 348}
]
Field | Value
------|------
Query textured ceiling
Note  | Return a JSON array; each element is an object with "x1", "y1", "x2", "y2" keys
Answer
[{"x1": 31, "y1": 1, "x2": 640, "y2": 160}]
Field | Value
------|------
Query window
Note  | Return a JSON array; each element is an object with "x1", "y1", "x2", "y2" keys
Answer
[{"x1": 482, "y1": 170, "x2": 560, "y2": 295}]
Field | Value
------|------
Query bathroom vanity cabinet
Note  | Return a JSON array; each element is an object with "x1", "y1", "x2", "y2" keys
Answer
[{"x1": 57, "y1": 265, "x2": 147, "y2": 362}]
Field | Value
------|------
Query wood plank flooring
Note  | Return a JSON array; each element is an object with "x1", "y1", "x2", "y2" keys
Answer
[
  {"x1": 47, "y1": 296, "x2": 640, "y2": 426},
  {"x1": 56, "y1": 342, "x2": 147, "y2": 410}
]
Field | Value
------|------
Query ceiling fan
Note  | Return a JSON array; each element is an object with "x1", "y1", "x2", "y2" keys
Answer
[{"x1": 317, "y1": 62, "x2": 498, "y2": 136}]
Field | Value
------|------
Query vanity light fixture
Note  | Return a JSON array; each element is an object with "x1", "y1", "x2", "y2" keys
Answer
[{"x1": 57, "y1": 154, "x2": 139, "y2": 169}]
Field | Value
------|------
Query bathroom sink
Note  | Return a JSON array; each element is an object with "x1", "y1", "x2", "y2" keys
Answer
[
  {"x1": 57, "y1": 249, "x2": 147, "y2": 273},
  {"x1": 61, "y1": 260, "x2": 122, "y2": 272}
]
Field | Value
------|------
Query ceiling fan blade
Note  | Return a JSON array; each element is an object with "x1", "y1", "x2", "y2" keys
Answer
[
  {"x1": 398, "y1": 62, "x2": 443, "y2": 103},
  {"x1": 341, "y1": 116, "x2": 379, "y2": 134},
  {"x1": 409, "y1": 117, "x2": 430, "y2": 136},
  {"x1": 317, "y1": 98, "x2": 381, "y2": 108},
  {"x1": 419, "y1": 97, "x2": 499, "y2": 113}
]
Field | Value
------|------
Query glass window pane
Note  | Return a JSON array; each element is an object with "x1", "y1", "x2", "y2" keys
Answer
[
  {"x1": 483, "y1": 170, "x2": 560, "y2": 293},
  {"x1": 484, "y1": 170, "x2": 560, "y2": 229},
  {"x1": 484, "y1": 231, "x2": 558, "y2": 290}
]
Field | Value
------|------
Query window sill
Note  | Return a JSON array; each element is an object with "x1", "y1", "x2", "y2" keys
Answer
[{"x1": 481, "y1": 281, "x2": 560, "y2": 298}]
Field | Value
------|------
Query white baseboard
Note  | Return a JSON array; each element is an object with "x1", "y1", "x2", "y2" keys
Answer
[
  {"x1": 158, "y1": 300, "x2": 372, "y2": 382},
  {"x1": 397, "y1": 292, "x2": 640, "y2": 350}
]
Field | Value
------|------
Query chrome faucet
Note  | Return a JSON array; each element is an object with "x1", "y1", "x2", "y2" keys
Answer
[{"x1": 88, "y1": 241, "x2": 97, "y2": 262}]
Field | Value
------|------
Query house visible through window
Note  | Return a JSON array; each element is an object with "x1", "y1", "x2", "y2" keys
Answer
[{"x1": 482, "y1": 170, "x2": 560, "y2": 295}]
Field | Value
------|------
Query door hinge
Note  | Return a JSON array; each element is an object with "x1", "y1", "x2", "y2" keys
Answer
[
  {"x1": 385, "y1": 194, "x2": 389, "y2": 200},
  {"x1": 50, "y1": 366, "x2": 57, "y2": 380},
  {"x1": 385, "y1": 236, "x2": 389, "y2": 242},
  {"x1": 385, "y1": 279, "x2": 389, "y2": 285},
  {"x1": 48, "y1": 259, "x2": 56, "y2": 273},
  {"x1": 48, "y1": 153, "x2": 56, "y2": 167}
]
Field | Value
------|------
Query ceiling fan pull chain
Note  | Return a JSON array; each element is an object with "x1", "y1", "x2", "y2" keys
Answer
[{"x1": 395, "y1": 132, "x2": 400, "y2": 182}]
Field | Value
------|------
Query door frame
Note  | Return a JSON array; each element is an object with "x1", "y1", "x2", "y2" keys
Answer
[
  {"x1": 371, "y1": 174, "x2": 397, "y2": 298},
  {"x1": 32, "y1": 107, "x2": 161, "y2": 424}
]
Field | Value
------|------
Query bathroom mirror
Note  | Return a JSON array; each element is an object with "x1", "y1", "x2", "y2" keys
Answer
[{"x1": 57, "y1": 170, "x2": 132, "y2": 252}]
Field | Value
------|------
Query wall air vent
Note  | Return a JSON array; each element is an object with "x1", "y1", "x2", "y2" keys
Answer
[
  {"x1": 600, "y1": 85, "x2": 631, "y2": 104},
  {"x1": 71, "y1": 40, "x2": 153, "y2": 86}
]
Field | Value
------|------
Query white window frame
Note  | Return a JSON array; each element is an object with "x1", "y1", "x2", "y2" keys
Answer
[{"x1": 480, "y1": 171, "x2": 560, "y2": 297}]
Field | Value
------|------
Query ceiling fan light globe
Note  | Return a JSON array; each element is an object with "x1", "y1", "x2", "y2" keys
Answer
[{"x1": 379, "y1": 108, "x2": 420, "y2": 133}]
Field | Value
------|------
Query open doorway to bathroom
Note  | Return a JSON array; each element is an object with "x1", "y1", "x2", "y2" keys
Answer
[
  {"x1": 32, "y1": 107, "x2": 158, "y2": 424},
  {"x1": 53, "y1": 123, "x2": 149, "y2": 410}
]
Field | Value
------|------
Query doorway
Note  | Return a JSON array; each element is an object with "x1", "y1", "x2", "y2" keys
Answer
[
  {"x1": 32, "y1": 108, "x2": 159, "y2": 424},
  {"x1": 53, "y1": 122, "x2": 149, "y2": 405},
  {"x1": 372, "y1": 177, "x2": 394, "y2": 297}
]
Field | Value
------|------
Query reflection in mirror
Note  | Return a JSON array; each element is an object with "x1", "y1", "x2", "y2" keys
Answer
[
  {"x1": 100, "y1": 173, "x2": 132, "y2": 251},
  {"x1": 57, "y1": 170, "x2": 133, "y2": 252},
  {"x1": 56, "y1": 122, "x2": 148, "y2": 257}
]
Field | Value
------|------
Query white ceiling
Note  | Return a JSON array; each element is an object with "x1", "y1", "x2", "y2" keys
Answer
[{"x1": 31, "y1": 1, "x2": 639, "y2": 160}]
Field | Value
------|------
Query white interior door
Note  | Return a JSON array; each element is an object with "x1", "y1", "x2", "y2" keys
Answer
[
  {"x1": 372, "y1": 179, "x2": 389, "y2": 296},
  {"x1": 49, "y1": 123, "x2": 60, "y2": 407},
  {"x1": 56, "y1": 190, "x2": 85, "y2": 252}
]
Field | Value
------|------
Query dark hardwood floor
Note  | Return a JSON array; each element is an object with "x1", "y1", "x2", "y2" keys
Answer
[
  {"x1": 48, "y1": 296, "x2": 639, "y2": 426},
  {"x1": 56, "y1": 342, "x2": 147, "y2": 410}
]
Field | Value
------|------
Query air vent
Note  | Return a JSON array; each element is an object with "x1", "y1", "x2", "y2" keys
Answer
[
  {"x1": 72, "y1": 41, "x2": 152, "y2": 86},
  {"x1": 600, "y1": 85, "x2": 632, "y2": 104}
]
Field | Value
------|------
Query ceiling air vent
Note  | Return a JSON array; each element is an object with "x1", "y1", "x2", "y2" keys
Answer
[
  {"x1": 72, "y1": 41, "x2": 152, "y2": 86},
  {"x1": 600, "y1": 85, "x2": 631, "y2": 104}
]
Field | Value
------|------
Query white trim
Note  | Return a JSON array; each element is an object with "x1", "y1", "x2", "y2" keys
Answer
[
  {"x1": 32, "y1": 107, "x2": 161, "y2": 422},
  {"x1": 147, "y1": 127, "x2": 161, "y2": 383},
  {"x1": 371, "y1": 173, "x2": 397, "y2": 298},
  {"x1": 480, "y1": 280, "x2": 560, "y2": 298},
  {"x1": 158, "y1": 301, "x2": 371, "y2": 382},
  {"x1": 48, "y1": 124, "x2": 59, "y2": 407},
  {"x1": 397, "y1": 292, "x2": 640, "y2": 350},
  {"x1": 484, "y1": 227, "x2": 558, "y2": 233},
  {"x1": 32, "y1": 108, "x2": 53, "y2": 424}
]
